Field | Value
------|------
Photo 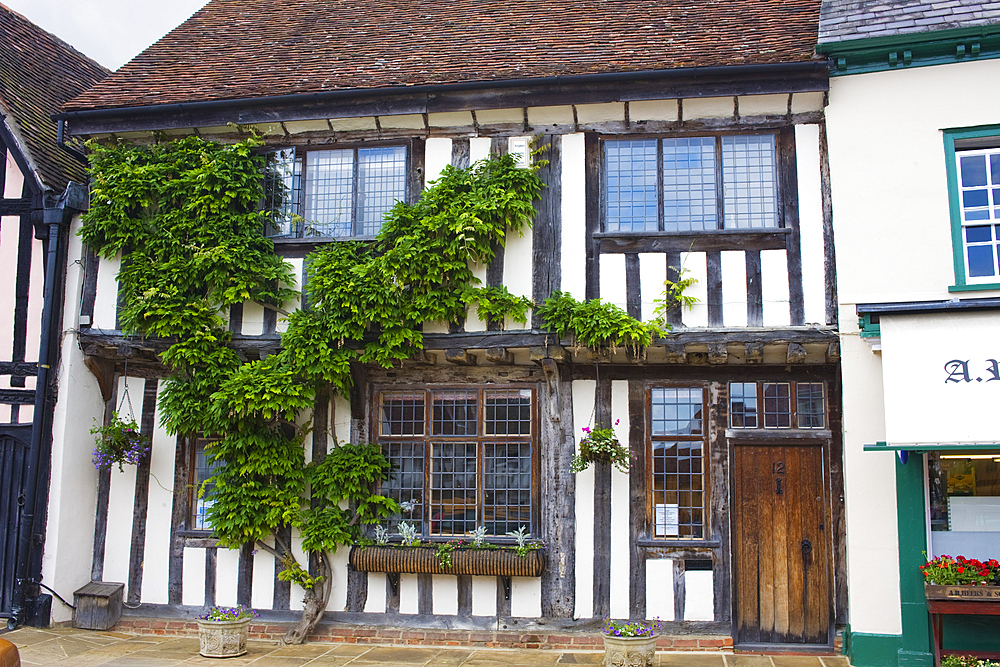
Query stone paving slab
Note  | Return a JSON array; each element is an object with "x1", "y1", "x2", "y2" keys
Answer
[{"x1": 1, "y1": 626, "x2": 850, "y2": 666}]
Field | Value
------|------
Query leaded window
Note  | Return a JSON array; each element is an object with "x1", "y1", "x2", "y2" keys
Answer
[
  {"x1": 649, "y1": 386, "x2": 706, "y2": 539},
  {"x1": 728, "y1": 382, "x2": 826, "y2": 430}
]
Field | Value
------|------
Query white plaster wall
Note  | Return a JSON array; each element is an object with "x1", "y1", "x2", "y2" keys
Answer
[
  {"x1": 0, "y1": 209, "x2": 19, "y2": 357},
  {"x1": 599, "y1": 254, "x2": 627, "y2": 312},
  {"x1": 364, "y1": 573, "x2": 387, "y2": 613},
  {"x1": 638, "y1": 253, "x2": 667, "y2": 323},
  {"x1": 561, "y1": 133, "x2": 587, "y2": 300},
  {"x1": 795, "y1": 123, "x2": 826, "y2": 325},
  {"x1": 761, "y1": 250, "x2": 791, "y2": 327},
  {"x1": 827, "y1": 58, "x2": 1000, "y2": 304},
  {"x1": 503, "y1": 222, "x2": 533, "y2": 329},
  {"x1": 182, "y1": 548, "x2": 206, "y2": 607},
  {"x1": 424, "y1": 138, "x2": 452, "y2": 187},
  {"x1": 471, "y1": 576, "x2": 497, "y2": 616},
  {"x1": 103, "y1": 377, "x2": 141, "y2": 587},
  {"x1": 326, "y1": 544, "x2": 351, "y2": 611},
  {"x1": 215, "y1": 547, "x2": 240, "y2": 607},
  {"x1": 432, "y1": 575, "x2": 459, "y2": 615},
  {"x1": 838, "y1": 305, "x2": 900, "y2": 634},
  {"x1": 466, "y1": 260, "x2": 489, "y2": 332},
  {"x1": 41, "y1": 214, "x2": 108, "y2": 622},
  {"x1": 609, "y1": 381, "x2": 631, "y2": 619},
  {"x1": 469, "y1": 137, "x2": 492, "y2": 164},
  {"x1": 140, "y1": 384, "x2": 178, "y2": 604},
  {"x1": 684, "y1": 570, "x2": 714, "y2": 621},
  {"x1": 572, "y1": 380, "x2": 596, "y2": 619},
  {"x1": 276, "y1": 256, "x2": 304, "y2": 333},
  {"x1": 241, "y1": 301, "x2": 265, "y2": 336},
  {"x1": 4, "y1": 149, "x2": 22, "y2": 198},
  {"x1": 720, "y1": 251, "x2": 747, "y2": 327},
  {"x1": 645, "y1": 559, "x2": 674, "y2": 621},
  {"x1": 289, "y1": 527, "x2": 307, "y2": 610},
  {"x1": 510, "y1": 577, "x2": 541, "y2": 618},
  {"x1": 399, "y1": 573, "x2": 419, "y2": 614},
  {"x1": 93, "y1": 255, "x2": 121, "y2": 329},
  {"x1": 333, "y1": 394, "x2": 351, "y2": 444},
  {"x1": 251, "y1": 547, "x2": 275, "y2": 610},
  {"x1": 679, "y1": 252, "x2": 708, "y2": 328}
]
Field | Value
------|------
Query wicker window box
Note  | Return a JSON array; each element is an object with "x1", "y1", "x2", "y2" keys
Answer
[{"x1": 349, "y1": 545, "x2": 546, "y2": 577}]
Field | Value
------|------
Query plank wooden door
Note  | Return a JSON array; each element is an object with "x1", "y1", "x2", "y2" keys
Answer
[
  {"x1": 732, "y1": 444, "x2": 832, "y2": 647},
  {"x1": 0, "y1": 426, "x2": 31, "y2": 617}
]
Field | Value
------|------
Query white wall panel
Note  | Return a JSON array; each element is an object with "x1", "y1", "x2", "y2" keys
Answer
[
  {"x1": 424, "y1": 138, "x2": 452, "y2": 187},
  {"x1": 795, "y1": 123, "x2": 826, "y2": 325},
  {"x1": 289, "y1": 527, "x2": 307, "y2": 610},
  {"x1": 471, "y1": 576, "x2": 497, "y2": 616},
  {"x1": 399, "y1": 574, "x2": 419, "y2": 614},
  {"x1": 466, "y1": 260, "x2": 489, "y2": 331},
  {"x1": 327, "y1": 547, "x2": 350, "y2": 611},
  {"x1": 510, "y1": 577, "x2": 541, "y2": 618},
  {"x1": 93, "y1": 255, "x2": 121, "y2": 329},
  {"x1": 469, "y1": 138, "x2": 492, "y2": 164},
  {"x1": 645, "y1": 559, "x2": 675, "y2": 621},
  {"x1": 679, "y1": 252, "x2": 708, "y2": 327},
  {"x1": 432, "y1": 575, "x2": 459, "y2": 615},
  {"x1": 276, "y1": 257, "x2": 304, "y2": 333},
  {"x1": 720, "y1": 251, "x2": 747, "y2": 327},
  {"x1": 599, "y1": 254, "x2": 627, "y2": 311},
  {"x1": 364, "y1": 573, "x2": 387, "y2": 613},
  {"x1": 685, "y1": 570, "x2": 714, "y2": 621},
  {"x1": 141, "y1": 384, "x2": 178, "y2": 604},
  {"x1": 639, "y1": 253, "x2": 667, "y2": 323},
  {"x1": 182, "y1": 548, "x2": 206, "y2": 607},
  {"x1": 103, "y1": 375, "x2": 140, "y2": 587},
  {"x1": 572, "y1": 380, "x2": 596, "y2": 619},
  {"x1": 333, "y1": 394, "x2": 351, "y2": 445},
  {"x1": 609, "y1": 380, "x2": 631, "y2": 620},
  {"x1": 215, "y1": 547, "x2": 240, "y2": 607},
  {"x1": 561, "y1": 133, "x2": 587, "y2": 300},
  {"x1": 503, "y1": 223, "x2": 533, "y2": 329},
  {"x1": 241, "y1": 301, "x2": 264, "y2": 336},
  {"x1": 4, "y1": 149, "x2": 23, "y2": 198},
  {"x1": 761, "y1": 250, "x2": 791, "y2": 327},
  {"x1": 251, "y1": 546, "x2": 275, "y2": 609},
  {"x1": 0, "y1": 214, "x2": 18, "y2": 356}
]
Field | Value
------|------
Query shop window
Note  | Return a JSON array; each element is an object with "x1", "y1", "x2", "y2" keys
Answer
[
  {"x1": 728, "y1": 381, "x2": 826, "y2": 430},
  {"x1": 603, "y1": 134, "x2": 779, "y2": 233},
  {"x1": 649, "y1": 386, "x2": 706, "y2": 539},
  {"x1": 264, "y1": 144, "x2": 408, "y2": 239},
  {"x1": 377, "y1": 386, "x2": 536, "y2": 538},
  {"x1": 928, "y1": 451, "x2": 1000, "y2": 559}
]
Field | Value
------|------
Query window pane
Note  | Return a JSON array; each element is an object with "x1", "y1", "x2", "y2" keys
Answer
[
  {"x1": 763, "y1": 382, "x2": 791, "y2": 428},
  {"x1": 305, "y1": 149, "x2": 353, "y2": 237},
  {"x1": 358, "y1": 146, "x2": 406, "y2": 236},
  {"x1": 381, "y1": 441, "x2": 425, "y2": 530},
  {"x1": 961, "y1": 154, "x2": 988, "y2": 187},
  {"x1": 651, "y1": 387, "x2": 703, "y2": 435},
  {"x1": 927, "y1": 451, "x2": 1000, "y2": 561},
  {"x1": 663, "y1": 137, "x2": 717, "y2": 231},
  {"x1": 431, "y1": 442, "x2": 478, "y2": 535},
  {"x1": 796, "y1": 383, "x2": 826, "y2": 429},
  {"x1": 380, "y1": 391, "x2": 425, "y2": 436},
  {"x1": 431, "y1": 390, "x2": 478, "y2": 436},
  {"x1": 722, "y1": 135, "x2": 778, "y2": 229},
  {"x1": 193, "y1": 439, "x2": 220, "y2": 530},
  {"x1": 483, "y1": 442, "x2": 533, "y2": 536},
  {"x1": 605, "y1": 139, "x2": 658, "y2": 232},
  {"x1": 966, "y1": 225, "x2": 993, "y2": 243},
  {"x1": 484, "y1": 389, "x2": 532, "y2": 435},
  {"x1": 263, "y1": 148, "x2": 303, "y2": 238},
  {"x1": 968, "y1": 245, "x2": 996, "y2": 277},
  {"x1": 651, "y1": 441, "x2": 704, "y2": 538},
  {"x1": 730, "y1": 382, "x2": 757, "y2": 428}
]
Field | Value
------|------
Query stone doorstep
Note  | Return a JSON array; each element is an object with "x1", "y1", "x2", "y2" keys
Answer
[{"x1": 109, "y1": 618, "x2": 736, "y2": 651}]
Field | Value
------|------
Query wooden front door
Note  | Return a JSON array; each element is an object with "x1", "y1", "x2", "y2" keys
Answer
[{"x1": 732, "y1": 444, "x2": 832, "y2": 647}]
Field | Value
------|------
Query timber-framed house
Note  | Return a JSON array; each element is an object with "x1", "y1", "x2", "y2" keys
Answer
[
  {"x1": 0, "y1": 4, "x2": 107, "y2": 628},
  {"x1": 45, "y1": 0, "x2": 845, "y2": 651}
]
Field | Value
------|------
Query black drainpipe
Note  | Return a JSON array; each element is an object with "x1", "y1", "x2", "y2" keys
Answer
[{"x1": 8, "y1": 184, "x2": 84, "y2": 629}]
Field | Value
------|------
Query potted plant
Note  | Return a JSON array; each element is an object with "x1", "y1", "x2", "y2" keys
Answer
[
  {"x1": 197, "y1": 605, "x2": 258, "y2": 658},
  {"x1": 921, "y1": 554, "x2": 1000, "y2": 601},
  {"x1": 571, "y1": 421, "x2": 630, "y2": 473},
  {"x1": 601, "y1": 618, "x2": 661, "y2": 667},
  {"x1": 90, "y1": 412, "x2": 150, "y2": 472}
]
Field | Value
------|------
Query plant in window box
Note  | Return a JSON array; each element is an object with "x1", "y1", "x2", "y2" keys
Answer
[
  {"x1": 601, "y1": 618, "x2": 661, "y2": 667},
  {"x1": 921, "y1": 553, "x2": 1000, "y2": 601},
  {"x1": 571, "y1": 421, "x2": 630, "y2": 474},
  {"x1": 90, "y1": 412, "x2": 150, "y2": 472},
  {"x1": 196, "y1": 605, "x2": 259, "y2": 658},
  {"x1": 350, "y1": 525, "x2": 546, "y2": 576}
]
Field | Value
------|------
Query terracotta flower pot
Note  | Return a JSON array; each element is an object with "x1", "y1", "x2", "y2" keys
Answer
[
  {"x1": 602, "y1": 633, "x2": 658, "y2": 667},
  {"x1": 197, "y1": 617, "x2": 250, "y2": 658}
]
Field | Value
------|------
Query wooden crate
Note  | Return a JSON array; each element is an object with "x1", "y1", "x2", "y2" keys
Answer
[{"x1": 73, "y1": 581, "x2": 124, "y2": 630}]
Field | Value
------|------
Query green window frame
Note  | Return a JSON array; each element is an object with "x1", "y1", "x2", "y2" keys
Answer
[{"x1": 945, "y1": 124, "x2": 1000, "y2": 292}]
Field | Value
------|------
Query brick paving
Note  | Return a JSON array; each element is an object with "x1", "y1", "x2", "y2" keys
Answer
[{"x1": 2, "y1": 625, "x2": 852, "y2": 667}]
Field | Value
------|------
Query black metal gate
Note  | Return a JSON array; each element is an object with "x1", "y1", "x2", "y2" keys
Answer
[{"x1": 0, "y1": 426, "x2": 31, "y2": 617}]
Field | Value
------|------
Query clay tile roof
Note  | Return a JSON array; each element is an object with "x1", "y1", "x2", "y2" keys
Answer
[
  {"x1": 0, "y1": 3, "x2": 108, "y2": 193},
  {"x1": 819, "y1": 0, "x2": 1000, "y2": 44},
  {"x1": 67, "y1": 0, "x2": 822, "y2": 113}
]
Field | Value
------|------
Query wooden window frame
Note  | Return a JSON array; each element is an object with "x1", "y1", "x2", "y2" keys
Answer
[
  {"x1": 727, "y1": 381, "x2": 828, "y2": 431},
  {"x1": 373, "y1": 383, "x2": 540, "y2": 541},
  {"x1": 180, "y1": 435, "x2": 219, "y2": 535},
  {"x1": 645, "y1": 383, "x2": 711, "y2": 542}
]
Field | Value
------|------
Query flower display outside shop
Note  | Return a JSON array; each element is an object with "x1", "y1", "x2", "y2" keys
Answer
[
  {"x1": 571, "y1": 420, "x2": 630, "y2": 474},
  {"x1": 920, "y1": 554, "x2": 1000, "y2": 586},
  {"x1": 90, "y1": 412, "x2": 150, "y2": 472},
  {"x1": 602, "y1": 618, "x2": 662, "y2": 638},
  {"x1": 942, "y1": 655, "x2": 1000, "y2": 667}
]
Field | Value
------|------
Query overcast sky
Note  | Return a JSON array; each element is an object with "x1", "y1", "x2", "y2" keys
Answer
[{"x1": 5, "y1": 0, "x2": 210, "y2": 70}]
